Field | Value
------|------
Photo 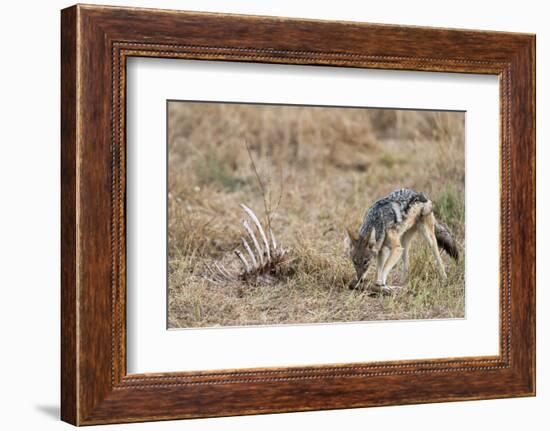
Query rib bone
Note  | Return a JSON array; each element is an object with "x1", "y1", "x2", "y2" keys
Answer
[
  {"x1": 240, "y1": 204, "x2": 271, "y2": 261},
  {"x1": 269, "y1": 228, "x2": 278, "y2": 251},
  {"x1": 234, "y1": 250, "x2": 250, "y2": 273},
  {"x1": 242, "y1": 238, "x2": 258, "y2": 268},
  {"x1": 215, "y1": 263, "x2": 236, "y2": 281},
  {"x1": 242, "y1": 220, "x2": 264, "y2": 265}
]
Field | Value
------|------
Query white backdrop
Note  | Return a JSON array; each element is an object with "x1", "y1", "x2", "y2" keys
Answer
[
  {"x1": 0, "y1": 0, "x2": 546, "y2": 430},
  {"x1": 127, "y1": 59, "x2": 500, "y2": 373}
]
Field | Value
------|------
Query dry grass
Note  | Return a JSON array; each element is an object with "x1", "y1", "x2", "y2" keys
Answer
[{"x1": 167, "y1": 102, "x2": 465, "y2": 328}]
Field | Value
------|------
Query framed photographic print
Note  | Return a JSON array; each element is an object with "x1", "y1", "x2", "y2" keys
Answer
[{"x1": 61, "y1": 4, "x2": 535, "y2": 425}]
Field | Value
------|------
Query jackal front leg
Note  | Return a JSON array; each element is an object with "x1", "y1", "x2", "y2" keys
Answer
[
  {"x1": 376, "y1": 246, "x2": 390, "y2": 286},
  {"x1": 400, "y1": 228, "x2": 416, "y2": 284},
  {"x1": 372, "y1": 230, "x2": 403, "y2": 294}
]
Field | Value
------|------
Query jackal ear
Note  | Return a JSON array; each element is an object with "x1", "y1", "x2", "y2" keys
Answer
[
  {"x1": 344, "y1": 227, "x2": 359, "y2": 257},
  {"x1": 345, "y1": 227, "x2": 359, "y2": 243}
]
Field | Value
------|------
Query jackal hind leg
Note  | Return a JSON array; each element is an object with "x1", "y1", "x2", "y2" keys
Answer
[{"x1": 419, "y1": 213, "x2": 447, "y2": 280}]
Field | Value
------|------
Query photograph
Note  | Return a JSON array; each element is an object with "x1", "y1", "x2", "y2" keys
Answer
[{"x1": 167, "y1": 101, "x2": 465, "y2": 328}]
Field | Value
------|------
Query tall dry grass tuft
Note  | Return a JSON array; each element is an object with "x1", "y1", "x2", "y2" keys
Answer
[{"x1": 167, "y1": 102, "x2": 465, "y2": 328}]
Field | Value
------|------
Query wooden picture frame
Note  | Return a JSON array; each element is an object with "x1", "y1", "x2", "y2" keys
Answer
[{"x1": 61, "y1": 4, "x2": 535, "y2": 425}]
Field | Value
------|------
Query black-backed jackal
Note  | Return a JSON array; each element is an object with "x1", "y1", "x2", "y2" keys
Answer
[{"x1": 345, "y1": 188, "x2": 459, "y2": 294}]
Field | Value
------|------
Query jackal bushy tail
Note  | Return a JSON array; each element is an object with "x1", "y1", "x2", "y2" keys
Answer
[{"x1": 434, "y1": 222, "x2": 459, "y2": 261}]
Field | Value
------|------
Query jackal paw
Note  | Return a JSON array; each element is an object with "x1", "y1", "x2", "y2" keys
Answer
[
  {"x1": 348, "y1": 279, "x2": 363, "y2": 290},
  {"x1": 369, "y1": 283, "x2": 403, "y2": 295}
]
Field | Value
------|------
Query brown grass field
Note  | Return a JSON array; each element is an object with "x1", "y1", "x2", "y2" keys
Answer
[{"x1": 167, "y1": 101, "x2": 465, "y2": 328}]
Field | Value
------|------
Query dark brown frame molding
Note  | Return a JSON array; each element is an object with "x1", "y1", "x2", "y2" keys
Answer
[{"x1": 61, "y1": 4, "x2": 535, "y2": 425}]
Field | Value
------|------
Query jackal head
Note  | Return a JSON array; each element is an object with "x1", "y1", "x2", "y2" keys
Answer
[{"x1": 345, "y1": 228, "x2": 376, "y2": 281}]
